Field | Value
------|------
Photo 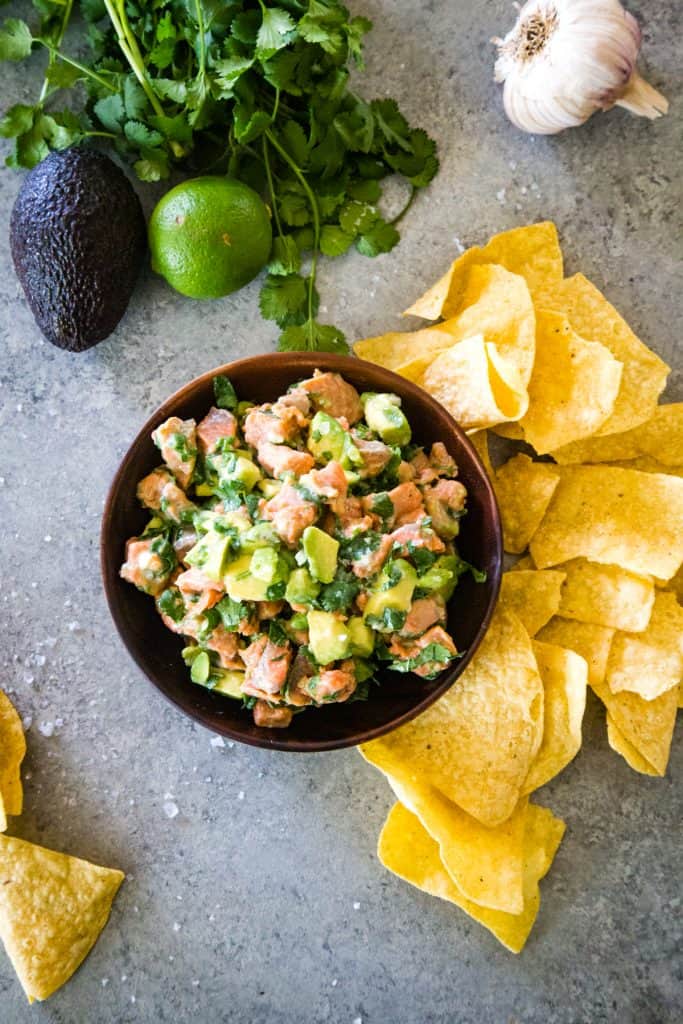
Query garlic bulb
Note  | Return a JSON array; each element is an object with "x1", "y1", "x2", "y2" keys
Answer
[{"x1": 493, "y1": 0, "x2": 669, "y2": 134}]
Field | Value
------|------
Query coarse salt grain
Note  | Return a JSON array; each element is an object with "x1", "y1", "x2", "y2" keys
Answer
[
  {"x1": 163, "y1": 801, "x2": 179, "y2": 819},
  {"x1": 210, "y1": 735, "x2": 225, "y2": 749},
  {"x1": 38, "y1": 721, "x2": 54, "y2": 737}
]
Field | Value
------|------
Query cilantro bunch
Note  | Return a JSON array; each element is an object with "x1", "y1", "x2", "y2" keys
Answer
[{"x1": 0, "y1": 1, "x2": 439, "y2": 352}]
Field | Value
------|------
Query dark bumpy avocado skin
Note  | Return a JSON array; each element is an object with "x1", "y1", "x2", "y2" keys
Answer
[{"x1": 10, "y1": 146, "x2": 147, "y2": 352}]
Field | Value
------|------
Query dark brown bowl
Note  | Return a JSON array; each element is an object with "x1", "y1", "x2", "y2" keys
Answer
[{"x1": 101, "y1": 353, "x2": 502, "y2": 752}]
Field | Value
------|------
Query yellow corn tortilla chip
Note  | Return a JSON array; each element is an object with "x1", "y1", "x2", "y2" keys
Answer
[
  {"x1": 551, "y1": 403, "x2": 683, "y2": 466},
  {"x1": 663, "y1": 564, "x2": 683, "y2": 605},
  {"x1": 499, "y1": 570, "x2": 566, "y2": 637},
  {"x1": 538, "y1": 274, "x2": 669, "y2": 437},
  {"x1": 536, "y1": 618, "x2": 615, "y2": 688},
  {"x1": 418, "y1": 335, "x2": 528, "y2": 432},
  {"x1": 511, "y1": 554, "x2": 537, "y2": 571},
  {"x1": 468, "y1": 430, "x2": 494, "y2": 480},
  {"x1": 529, "y1": 465, "x2": 683, "y2": 580},
  {"x1": 353, "y1": 321, "x2": 462, "y2": 372},
  {"x1": 0, "y1": 795, "x2": 6, "y2": 835},
  {"x1": 377, "y1": 801, "x2": 565, "y2": 954},
  {"x1": 606, "y1": 715, "x2": 659, "y2": 776},
  {"x1": 494, "y1": 454, "x2": 560, "y2": 554},
  {"x1": 557, "y1": 558, "x2": 655, "y2": 633},
  {"x1": 518, "y1": 310, "x2": 622, "y2": 454},
  {"x1": 403, "y1": 222, "x2": 563, "y2": 319},
  {"x1": 375, "y1": 769, "x2": 530, "y2": 914},
  {"x1": 0, "y1": 834, "x2": 124, "y2": 1002},
  {"x1": 606, "y1": 457, "x2": 683, "y2": 478},
  {"x1": 591, "y1": 676, "x2": 678, "y2": 776},
  {"x1": 605, "y1": 592, "x2": 683, "y2": 702},
  {"x1": 0, "y1": 691, "x2": 26, "y2": 818},
  {"x1": 361, "y1": 607, "x2": 544, "y2": 827},
  {"x1": 522, "y1": 642, "x2": 587, "y2": 794}
]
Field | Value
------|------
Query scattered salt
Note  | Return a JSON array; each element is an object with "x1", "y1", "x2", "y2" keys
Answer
[
  {"x1": 173, "y1": 922, "x2": 181, "y2": 932},
  {"x1": 68, "y1": 621, "x2": 81, "y2": 632},
  {"x1": 24, "y1": 673, "x2": 34, "y2": 685},
  {"x1": 192, "y1": 980, "x2": 200, "y2": 987},
  {"x1": 55, "y1": 717, "x2": 63, "y2": 728},
  {"x1": 38, "y1": 721, "x2": 54, "y2": 737},
  {"x1": 331, "y1": 979, "x2": 338, "y2": 987},
  {"x1": 35, "y1": 654, "x2": 46, "y2": 666},
  {"x1": 163, "y1": 801, "x2": 179, "y2": 819},
  {"x1": 22, "y1": 715, "x2": 32, "y2": 730},
  {"x1": 101, "y1": 978, "x2": 109, "y2": 987},
  {"x1": 210, "y1": 735, "x2": 225, "y2": 749},
  {"x1": 237, "y1": 791, "x2": 245, "y2": 801},
  {"x1": 131, "y1": 995, "x2": 136, "y2": 1004},
  {"x1": 353, "y1": 902, "x2": 361, "y2": 910},
  {"x1": 44, "y1": 535, "x2": 52, "y2": 543},
  {"x1": 496, "y1": 188, "x2": 506, "y2": 204},
  {"x1": 121, "y1": 974, "x2": 127, "y2": 982}
]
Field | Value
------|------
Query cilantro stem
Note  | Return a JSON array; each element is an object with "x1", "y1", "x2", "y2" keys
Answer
[
  {"x1": 390, "y1": 186, "x2": 417, "y2": 226},
  {"x1": 102, "y1": 0, "x2": 166, "y2": 121},
  {"x1": 262, "y1": 136, "x2": 283, "y2": 238},
  {"x1": 193, "y1": 0, "x2": 207, "y2": 76},
  {"x1": 264, "y1": 127, "x2": 321, "y2": 347},
  {"x1": 38, "y1": 45, "x2": 118, "y2": 94},
  {"x1": 37, "y1": 0, "x2": 74, "y2": 107}
]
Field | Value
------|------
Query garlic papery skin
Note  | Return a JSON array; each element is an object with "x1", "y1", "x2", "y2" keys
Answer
[{"x1": 493, "y1": 0, "x2": 669, "y2": 135}]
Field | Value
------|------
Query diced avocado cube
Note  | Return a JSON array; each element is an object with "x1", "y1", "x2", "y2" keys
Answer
[
  {"x1": 185, "y1": 531, "x2": 231, "y2": 581},
  {"x1": 240, "y1": 522, "x2": 280, "y2": 553},
  {"x1": 302, "y1": 526, "x2": 339, "y2": 584},
  {"x1": 223, "y1": 553, "x2": 271, "y2": 601},
  {"x1": 347, "y1": 616, "x2": 375, "y2": 657},
  {"x1": 195, "y1": 483, "x2": 214, "y2": 496},
  {"x1": 285, "y1": 567, "x2": 320, "y2": 606},
  {"x1": 190, "y1": 650, "x2": 211, "y2": 684},
  {"x1": 307, "y1": 411, "x2": 346, "y2": 463},
  {"x1": 211, "y1": 670, "x2": 245, "y2": 699},
  {"x1": 308, "y1": 610, "x2": 351, "y2": 665},
  {"x1": 363, "y1": 558, "x2": 417, "y2": 626},
  {"x1": 362, "y1": 393, "x2": 411, "y2": 446},
  {"x1": 416, "y1": 554, "x2": 460, "y2": 600},
  {"x1": 258, "y1": 478, "x2": 282, "y2": 499},
  {"x1": 227, "y1": 455, "x2": 262, "y2": 491},
  {"x1": 251, "y1": 546, "x2": 280, "y2": 583},
  {"x1": 220, "y1": 507, "x2": 253, "y2": 533}
]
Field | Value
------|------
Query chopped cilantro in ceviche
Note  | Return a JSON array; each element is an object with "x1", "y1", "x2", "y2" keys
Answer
[{"x1": 120, "y1": 370, "x2": 483, "y2": 728}]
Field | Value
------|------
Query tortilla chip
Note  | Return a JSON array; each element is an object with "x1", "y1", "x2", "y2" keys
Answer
[
  {"x1": 518, "y1": 310, "x2": 622, "y2": 454},
  {"x1": 606, "y1": 715, "x2": 660, "y2": 776},
  {"x1": 377, "y1": 801, "x2": 565, "y2": 954},
  {"x1": 605, "y1": 592, "x2": 683, "y2": 702},
  {"x1": 404, "y1": 222, "x2": 563, "y2": 319},
  {"x1": 353, "y1": 322, "x2": 462, "y2": 372},
  {"x1": 664, "y1": 564, "x2": 683, "y2": 605},
  {"x1": 0, "y1": 692, "x2": 26, "y2": 818},
  {"x1": 494, "y1": 455, "x2": 560, "y2": 554},
  {"x1": 522, "y1": 642, "x2": 587, "y2": 794},
  {"x1": 0, "y1": 795, "x2": 6, "y2": 835},
  {"x1": 500, "y1": 570, "x2": 566, "y2": 636},
  {"x1": 379, "y1": 772, "x2": 530, "y2": 914},
  {"x1": 417, "y1": 335, "x2": 528, "y2": 432},
  {"x1": 606, "y1": 458, "x2": 683, "y2": 478},
  {"x1": 551, "y1": 403, "x2": 683, "y2": 466},
  {"x1": 0, "y1": 835, "x2": 124, "y2": 1002},
  {"x1": 556, "y1": 558, "x2": 655, "y2": 633},
  {"x1": 591, "y1": 677, "x2": 678, "y2": 776},
  {"x1": 529, "y1": 465, "x2": 683, "y2": 580},
  {"x1": 536, "y1": 618, "x2": 615, "y2": 688},
  {"x1": 360, "y1": 607, "x2": 544, "y2": 827},
  {"x1": 511, "y1": 554, "x2": 537, "y2": 571},
  {"x1": 468, "y1": 430, "x2": 494, "y2": 480},
  {"x1": 538, "y1": 274, "x2": 669, "y2": 436}
]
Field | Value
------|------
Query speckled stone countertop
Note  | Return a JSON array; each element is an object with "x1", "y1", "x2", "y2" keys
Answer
[{"x1": 1, "y1": 1, "x2": 681, "y2": 1022}]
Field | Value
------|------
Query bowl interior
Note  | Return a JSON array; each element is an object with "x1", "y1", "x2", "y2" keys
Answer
[{"x1": 102, "y1": 353, "x2": 502, "y2": 751}]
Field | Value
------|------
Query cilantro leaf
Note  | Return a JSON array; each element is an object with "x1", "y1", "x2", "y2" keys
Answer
[
  {"x1": 157, "y1": 587, "x2": 185, "y2": 623},
  {"x1": 319, "y1": 224, "x2": 354, "y2": 257},
  {"x1": 0, "y1": 104, "x2": 34, "y2": 139},
  {"x1": 278, "y1": 320, "x2": 348, "y2": 353},
  {"x1": 268, "y1": 619, "x2": 289, "y2": 647},
  {"x1": 267, "y1": 235, "x2": 301, "y2": 276},
  {"x1": 256, "y1": 7, "x2": 296, "y2": 60},
  {"x1": 0, "y1": 19, "x2": 32, "y2": 61},
  {"x1": 316, "y1": 569, "x2": 360, "y2": 613},
  {"x1": 213, "y1": 375, "x2": 238, "y2": 411},
  {"x1": 259, "y1": 273, "x2": 308, "y2": 326},
  {"x1": 356, "y1": 218, "x2": 400, "y2": 257},
  {"x1": 216, "y1": 595, "x2": 247, "y2": 631}
]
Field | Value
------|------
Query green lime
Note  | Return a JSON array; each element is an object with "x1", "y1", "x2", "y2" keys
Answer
[{"x1": 149, "y1": 177, "x2": 272, "y2": 300}]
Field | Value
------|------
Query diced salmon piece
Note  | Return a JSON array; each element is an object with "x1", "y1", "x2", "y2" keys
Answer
[
  {"x1": 176, "y1": 567, "x2": 224, "y2": 613},
  {"x1": 299, "y1": 371, "x2": 363, "y2": 424},
  {"x1": 256, "y1": 601, "x2": 285, "y2": 620},
  {"x1": 253, "y1": 701, "x2": 293, "y2": 728},
  {"x1": 120, "y1": 537, "x2": 173, "y2": 596},
  {"x1": 351, "y1": 433, "x2": 393, "y2": 478},
  {"x1": 389, "y1": 625, "x2": 457, "y2": 677},
  {"x1": 397, "y1": 460, "x2": 416, "y2": 483},
  {"x1": 262, "y1": 482, "x2": 318, "y2": 547},
  {"x1": 137, "y1": 467, "x2": 173, "y2": 511},
  {"x1": 279, "y1": 387, "x2": 311, "y2": 415},
  {"x1": 244, "y1": 403, "x2": 306, "y2": 448},
  {"x1": 196, "y1": 407, "x2": 238, "y2": 455},
  {"x1": 305, "y1": 461, "x2": 348, "y2": 500},
  {"x1": 352, "y1": 517, "x2": 445, "y2": 579},
  {"x1": 423, "y1": 478, "x2": 467, "y2": 538},
  {"x1": 205, "y1": 626, "x2": 242, "y2": 669},
  {"x1": 257, "y1": 442, "x2": 315, "y2": 478},
  {"x1": 286, "y1": 649, "x2": 315, "y2": 706},
  {"x1": 307, "y1": 660, "x2": 357, "y2": 704},
  {"x1": 152, "y1": 417, "x2": 197, "y2": 489},
  {"x1": 430, "y1": 442, "x2": 457, "y2": 476},
  {"x1": 387, "y1": 482, "x2": 424, "y2": 527},
  {"x1": 160, "y1": 480, "x2": 196, "y2": 524},
  {"x1": 241, "y1": 636, "x2": 292, "y2": 695},
  {"x1": 400, "y1": 597, "x2": 446, "y2": 638}
]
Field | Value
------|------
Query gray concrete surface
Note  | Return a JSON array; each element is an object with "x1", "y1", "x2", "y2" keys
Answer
[{"x1": 1, "y1": 1, "x2": 681, "y2": 1021}]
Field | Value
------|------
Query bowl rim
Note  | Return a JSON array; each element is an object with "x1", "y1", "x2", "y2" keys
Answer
[{"x1": 101, "y1": 351, "x2": 502, "y2": 752}]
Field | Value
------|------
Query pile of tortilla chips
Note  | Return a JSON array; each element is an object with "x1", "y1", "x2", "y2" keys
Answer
[
  {"x1": 356, "y1": 222, "x2": 682, "y2": 951},
  {"x1": 0, "y1": 690, "x2": 123, "y2": 1002}
]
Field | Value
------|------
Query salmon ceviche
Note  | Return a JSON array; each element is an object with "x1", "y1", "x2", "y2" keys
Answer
[{"x1": 120, "y1": 370, "x2": 482, "y2": 728}]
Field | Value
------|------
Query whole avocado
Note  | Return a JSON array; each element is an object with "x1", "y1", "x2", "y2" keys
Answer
[{"x1": 10, "y1": 146, "x2": 147, "y2": 352}]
